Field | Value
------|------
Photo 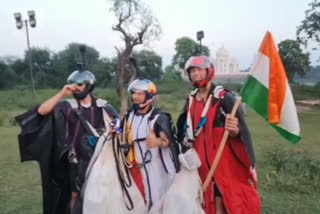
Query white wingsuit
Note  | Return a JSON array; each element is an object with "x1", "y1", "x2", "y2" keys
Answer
[{"x1": 82, "y1": 108, "x2": 204, "y2": 214}]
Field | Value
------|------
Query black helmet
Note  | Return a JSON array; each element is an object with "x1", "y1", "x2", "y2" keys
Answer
[{"x1": 67, "y1": 64, "x2": 96, "y2": 100}]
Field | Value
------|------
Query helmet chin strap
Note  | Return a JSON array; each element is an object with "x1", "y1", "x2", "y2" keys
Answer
[
  {"x1": 190, "y1": 69, "x2": 211, "y2": 88},
  {"x1": 192, "y1": 78, "x2": 210, "y2": 88},
  {"x1": 132, "y1": 97, "x2": 153, "y2": 110}
]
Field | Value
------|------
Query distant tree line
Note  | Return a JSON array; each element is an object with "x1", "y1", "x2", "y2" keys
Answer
[
  {"x1": 0, "y1": 43, "x2": 166, "y2": 90},
  {"x1": 2, "y1": 0, "x2": 319, "y2": 90},
  {"x1": 0, "y1": 36, "x2": 210, "y2": 90}
]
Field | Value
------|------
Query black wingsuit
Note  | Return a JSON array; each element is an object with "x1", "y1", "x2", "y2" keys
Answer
[{"x1": 15, "y1": 99, "x2": 118, "y2": 214}]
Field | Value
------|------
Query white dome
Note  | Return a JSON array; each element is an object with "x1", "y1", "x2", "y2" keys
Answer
[{"x1": 216, "y1": 45, "x2": 229, "y2": 58}]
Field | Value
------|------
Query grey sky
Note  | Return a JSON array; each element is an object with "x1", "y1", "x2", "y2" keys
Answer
[{"x1": 0, "y1": 0, "x2": 315, "y2": 69}]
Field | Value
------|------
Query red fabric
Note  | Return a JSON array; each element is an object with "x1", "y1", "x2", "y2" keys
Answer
[
  {"x1": 129, "y1": 162, "x2": 146, "y2": 204},
  {"x1": 190, "y1": 97, "x2": 260, "y2": 214}
]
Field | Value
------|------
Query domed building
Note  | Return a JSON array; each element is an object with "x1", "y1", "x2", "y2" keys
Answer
[
  {"x1": 213, "y1": 46, "x2": 239, "y2": 74},
  {"x1": 179, "y1": 45, "x2": 247, "y2": 83}
]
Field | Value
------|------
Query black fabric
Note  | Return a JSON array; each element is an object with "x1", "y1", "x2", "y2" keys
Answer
[
  {"x1": 220, "y1": 91, "x2": 256, "y2": 167},
  {"x1": 69, "y1": 163, "x2": 79, "y2": 192},
  {"x1": 15, "y1": 98, "x2": 118, "y2": 214},
  {"x1": 71, "y1": 108, "x2": 99, "y2": 191},
  {"x1": 153, "y1": 111, "x2": 180, "y2": 172},
  {"x1": 15, "y1": 106, "x2": 70, "y2": 214},
  {"x1": 214, "y1": 183, "x2": 222, "y2": 197},
  {"x1": 176, "y1": 103, "x2": 187, "y2": 145},
  {"x1": 58, "y1": 100, "x2": 105, "y2": 152}
]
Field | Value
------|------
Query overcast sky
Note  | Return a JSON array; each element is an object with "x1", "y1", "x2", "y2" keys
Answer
[{"x1": 0, "y1": 0, "x2": 316, "y2": 69}]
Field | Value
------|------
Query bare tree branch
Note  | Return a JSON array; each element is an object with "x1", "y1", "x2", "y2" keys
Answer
[{"x1": 108, "y1": 0, "x2": 161, "y2": 115}]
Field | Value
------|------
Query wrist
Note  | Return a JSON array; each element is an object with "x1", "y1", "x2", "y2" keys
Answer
[
  {"x1": 229, "y1": 129, "x2": 239, "y2": 137},
  {"x1": 160, "y1": 139, "x2": 168, "y2": 148},
  {"x1": 158, "y1": 139, "x2": 164, "y2": 147},
  {"x1": 57, "y1": 91, "x2": 65, "y2": 99}
]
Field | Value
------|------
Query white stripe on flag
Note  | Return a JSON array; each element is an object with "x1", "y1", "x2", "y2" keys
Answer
[{"x1": 249, "y1": 52, "x2": 270, "y2": 88}]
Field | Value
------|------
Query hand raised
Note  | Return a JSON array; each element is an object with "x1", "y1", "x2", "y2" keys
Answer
[
  {"x1": 59, "y1": 84, "x2": 77, "y2": 98},
  {"x1": 146, "y1": 129, "x2": 162, "y2": 148}
]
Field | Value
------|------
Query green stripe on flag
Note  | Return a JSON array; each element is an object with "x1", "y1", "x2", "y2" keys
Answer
[
  {"x1": 240, "y1": 75, "x2": 300, "y2": 143},
  {"x1": 240, "y1": 75, "x2": 268, "y2": 119},
  {"x1": 271, "y1": 125, "x2": 301, "y2": 143}
]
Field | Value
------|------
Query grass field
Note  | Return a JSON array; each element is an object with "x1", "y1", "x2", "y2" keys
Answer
[{"x1": 0, "y1": 81, "x2": 319, "y2": 213}]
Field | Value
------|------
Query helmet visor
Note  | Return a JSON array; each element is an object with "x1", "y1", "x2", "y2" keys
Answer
[
  {"x1": 67, "y1": 71, "x2": 96, "y2": 85},
  {"x1": 128, "y1": 79, "x2": 156, "y2": 95}
]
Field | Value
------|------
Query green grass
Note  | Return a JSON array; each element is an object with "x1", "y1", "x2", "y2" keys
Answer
[
  {"x1": 1, "y1": 82, "x2": 320, "y2": 213},
  {"x1": 0, "y1": 127, "x2": 42, "y2": 214},
  {"x1": 246, "y1": 107, "x2": 320, "y2": 213}
]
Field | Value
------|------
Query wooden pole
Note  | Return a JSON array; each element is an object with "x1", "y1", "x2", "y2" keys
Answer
[{"x1": 202, "y1": 97, "x2": 242, "y2": 192}]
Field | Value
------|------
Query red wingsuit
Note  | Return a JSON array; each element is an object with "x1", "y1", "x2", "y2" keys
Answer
[{"x1": 186, "y1": 89, "x2": 260, "y2": 214}]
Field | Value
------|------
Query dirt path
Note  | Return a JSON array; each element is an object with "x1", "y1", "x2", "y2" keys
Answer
[{"x1": 296, "y1": 99, "x2": 320, "y2": 112}]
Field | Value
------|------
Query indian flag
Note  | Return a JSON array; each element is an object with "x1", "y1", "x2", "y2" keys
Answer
[{"x1": 240, "y1": 31, "x2": 301, "y2": 143}]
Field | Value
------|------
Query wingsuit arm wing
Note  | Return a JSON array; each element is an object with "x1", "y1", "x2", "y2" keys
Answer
[
  {"x1": 154, "y1": 112, "x2": 180, "y2": 172},
  {"x1": 15, "y1": 105, "x2": 53, "y2": 162},
  {"x1": 222, "y1": 92, "x2": 256, "y2": 167},
  {"x1": 15, "y1": 104, "x2": 71, "y2": 214}
]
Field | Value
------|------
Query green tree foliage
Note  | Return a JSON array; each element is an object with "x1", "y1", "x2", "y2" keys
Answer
[
  {"x1": 133, "y1": 50, "x2": 163, "y2": 80},
  {"x1": 0, "y1": 44, "x2": 115, "y2": 89},
  {"x1": 52, "y1": 43, "x2": 100, "y2": 86},
  {"x1": 52, "y1": 43, "x2": 114, "y2": 88},
  {"x1": 26, "y1": 47, "x2": 53, "y2": 88},
  {"x1": 297, "y1": 0, "x2": 320, "y2": 47},
  {"x1": 163, "y1": 65, "x2": 182, "y2": 80},
  {"x1": 172, "y1": 37, "x2": 210, "y2": 69},
  {"x1": 10, "y1": 59, "x2": 28, "y2": 85},
  {"x1": 0, "y1": 61, "x2": 20, "y2": 89},
  {"x1": 278, "y1": 39, "x2": 311, "y2": 83}
]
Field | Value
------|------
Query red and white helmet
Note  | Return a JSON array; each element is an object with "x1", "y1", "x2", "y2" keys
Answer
[{"x1": 184, "y1": 55, "x2": 215, "y2": 88}]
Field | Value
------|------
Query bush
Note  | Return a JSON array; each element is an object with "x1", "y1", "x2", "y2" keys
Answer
[
  {"x1": 291, "y1": 84, "x2": 320, "y2": 100},
  {"x1": 264, "y1": 147, "x2": 320, "y2": 190}
]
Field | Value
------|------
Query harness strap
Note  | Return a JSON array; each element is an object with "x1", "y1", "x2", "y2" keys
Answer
[{"x1": 185, "y1": 86, "x2": 225, "y2": 145}]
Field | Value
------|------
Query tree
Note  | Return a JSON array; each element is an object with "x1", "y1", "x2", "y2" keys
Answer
[
  {"x1": 109, "y1": 0, "x2": 162, "y2": 116},
  {"x1": 4, "y1": 43, "x2": 114, "y2": 89},
  {"x1": 172, "y1": 37, "x2": 210, "y2": 69},
  {"x1": 163, "y1": 65, "x2": 182, "y2": 80},
  {"x1": 132, "y1": 50, "x2": 163, "y2": 80},
  {"x1": 278, "y1": 39, "x2": 311, "y2": 83},
  {"x1": 0, "y1": 61, "x2": 20, "y2": 89},
  {"x1": 297, "y1": 0, "x2": 320, "y2": 47},
  {"x1": 53, "y1": 43, "x2": 113, "y2": 88},
  {"x1": 25, "y1": 47, "x2": 53, "y2": 88},
  {"x1": 91, "y1": 57, "x2": 116, "y2": 87},
  {"x1": 10, "y1": 59, "x2": 28, "y2": 83},
  {"x1": 53, "y1": 43, "x2": 99, "y2": 77}
]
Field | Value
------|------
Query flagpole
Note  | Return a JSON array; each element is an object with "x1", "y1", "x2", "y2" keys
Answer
[{"x1": 202, "y1": 97, "x2": 242, "y2": 192}]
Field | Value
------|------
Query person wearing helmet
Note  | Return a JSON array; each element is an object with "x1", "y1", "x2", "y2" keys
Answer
[
  {"x1": 15, "y1": 66, "x2": 118, "y2": 214},
  {"x1": 121, "y1": 78, "x2": 180, "y2": 212},
  {"x1": 177, "y1": 56, "x2": 260, "y2": 214}
]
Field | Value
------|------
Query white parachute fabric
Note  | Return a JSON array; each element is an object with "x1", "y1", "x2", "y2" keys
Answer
[
  {"x1": 83, "y1": 138, "x2": 205, "y2": 214},
  {"x1": 82, "y1": 118, "x2": 204, "y2": 214},
  {"x1": 82, "y1": 136, "x2": 146, "y2": 214},
  {"x1": 178, "y1": 148, "x2": 201, "y2": 170},
  {"x1": 161, "y1": 148, "x2": 204, "y2": 214},
  {"x1": 162, "y1": 168, "x2": 204, "y2": 214}
]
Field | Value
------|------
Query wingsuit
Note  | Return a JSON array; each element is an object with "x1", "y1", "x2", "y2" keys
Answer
[
  {"x1": 15, "y1": 97, "x2": 118, "y2": 214},
  {"x1": 177, "y1": 55, "x2": 260, "y2": 214}
]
